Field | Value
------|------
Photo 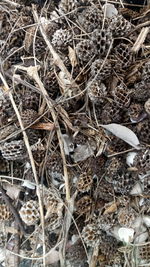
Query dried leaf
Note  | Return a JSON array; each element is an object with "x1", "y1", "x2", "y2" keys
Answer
[
  {"x1": 45, "y1": 250, "x2": 60, "y2": 264},
  {"x1": 100, "y1": 123, "x2": 141, "y2": 149},
  {"x1": 22, "y1": 180, "x2": 35, "y2": 190},
  {"x1": 58, "y1": 70, "x2": 72, "y2": 96},
  {"x1": 68, "y1": 46, "x2": 77, "y2": 67},
  {"x1": 31, "y1": 122, "x2": 54, "y2": 131},
  {"x1": 102, "y1": 3, "x2": 118, "y2": 18},
  {"x1": 104, "y1": 202, "x2": 117, "y2": 215},
  {"x1": 3, "y1": 183, "x2": 21, "y2": 200},
  {"x1": 72, "y1": 143, "x2": 95, "y2": 162}
]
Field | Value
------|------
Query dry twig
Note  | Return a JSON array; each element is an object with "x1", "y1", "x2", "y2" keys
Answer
[{"x1": 0, "y1": 72, "x2": 46, "y2": 266}]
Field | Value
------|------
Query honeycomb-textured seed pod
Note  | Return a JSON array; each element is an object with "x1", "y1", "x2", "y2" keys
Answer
[
  {"x1": 97, "y1": 181, "x2": 114, "y2": 202},
  {"x1": 113, "y1": 172, "x2": 137, "y2": 195},
  {"x1": 87, "y1": 80, "x2": 107, "y2": 104},
  {"x1": 45, "y1": 213, "x2": 63, "y2": 232},
  {"x1": 137, "y1": 243, "x2": 150, "y2": 262},
  {"x1": 105, "y1": 157, "x2": 123, "y2": 178},
  {"x1": 0, "y1": 204, "x2": 11, "y2": 221},
  {"x1": 78, "y1": 6, "x2": 104, "y2": 33},
  {"x1": 90, "y1": 59, "x2": 112, "y2": 80},
  {"x1": 52, "y1": 29, "x2": 72, "y2": 52},
  {"x1": 43, "y1": 69, "x2": 59, "y2": 98},
  {"x1": 46, "y1": 152, "x2": 63, "y2": 188},
  {"x1": 21, "y1": 109, "x2": 38, "y2": 127},
  {"x1": 136, "y1": 120, "x2": 150, "y2": 144},
  {"x1": 114, "y1": 43, "x2": 133, "y2": 69},
  {"x1": 112, "y1": 84, "x2": 131, "y2": 108},
  {"x1": 19, "y1": 200, "x2": 40, "y2": 226},
  {"x1": 82, "y1": 223, "x2": 101, "y2": 247},
  {"x1": 39, "y1": 185, "x2": 63, "y2": 219},
  {"x1": 142, "y1": 61, "x2": 150, "y2": 82},
  {"x1": 76, "y1": 195, "x2": 93, "y2": 215},
  {"x1": 77, "y1": 172, "x2": 93, "y2": 192},
  {"x1": 101, "y1": 102, "x2": 122, "y2": 124},
  {"x1": 0, "y1": 140, "x2": 26, "y2": 161},
  {"x1": 128, "y1": 103, "x2": 144, "y2": 123},
  {"x1": 144, "y1": 99, "x2": 150, "y2": 115},
  {"x1": 117, "y1": 207, "x2": 136, "y2": 227},
  {"x1": 108, "y1": 251, "x2": 124, "y2": 266},
  {"x1": 76, "y1": 39, "x2": 96, "y2": 63},
  {"x1": 99, "y1": 233, "x2": 118, "y2": 257},
  {"x1": 110, "y1": 15, "x2": 132, "y2": 37},
  {"x1": 133, "y1": 81, "x2": 150, "y2": 101},
  {"x1": 22, "y1": 90, "x2": 39, "y2": 111},
  {"x1": 92, "y1": 28, "x2": 113, "y2": 56}
]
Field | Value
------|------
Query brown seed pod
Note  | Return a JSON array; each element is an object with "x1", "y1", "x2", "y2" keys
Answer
[
  {"x1": 117, "y1": 207, "x2": 136, "y2": 227},
  {"x1": 38, "y1": 185, "x2": 63, "y2": 219},
  {"x1": 133, "y1": 81, "x2": 150, "y2": 101},
  {"x1": 77, "y1": 172, "x2": 93, "y2": 192},
  {"x1": 45, "y1": 213, "x2": 63, "y2": 232},
  {"x1": 87, "y1": 79, "x2": 107, "y2": 104},
  {"x1": 110, "y1": 15, "x2": 132, "y2": 37},
  {"x1": 0, "y1": 140, "x2": 26, "y2": 161},
  {"x1": 113, "y1": 43, "x2": 133, "y2": 70},
  {"x1": 0, "y1": 204, "x2": 11, "y2": 221},
  {"x1": 112, "y1": 84, "x2": 131, "y2": 108},
  {"x1": 21, "y1": 109, "x2": 38, "y2": 127},
  {"x1": 76, "y1": 195, "x2": 93, "y2": 215},
  {"x1": 78, "y1": 6, "x2": 104, "y2": 33},
  {"x1": 101, "y1": 102, "x2": 122, "y2": 124},
  {"x1": 82, "y1": 223, "x2": 101, "y2": 247},
  {"x1": 19, "y1": 200, "x2": 40, "y2": 226},
  {"x1": 138, "y1": 243, "x2": 150, "y2": 262},
  {"x1": 52, "y1": 29, "x2": 72, "y2": 52},
  {"x1": 92, "y1": 27, "x2": 113, "y2": 56},
  {"x1": 90, "y1": 59, "x2": 112, "y2": 80},
  {"x1": 76, "y1": 39, "x2": 97, "y2": 63}
]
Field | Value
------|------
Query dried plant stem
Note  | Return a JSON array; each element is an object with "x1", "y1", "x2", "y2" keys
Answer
[
  {"x1": 132, "y1": 27, "x2": 149, "y2": 53},
  {"x1": 89, "y1": 245, "x2": 99, "y2": 267},
  {"x1": 0, "y1": 72, "x2": 46, "y2": 267},
  {"x1": 24, "y1": 65, "x2": 70, "y2": 201},
  {"x1": 2, "y1": 0, "x2": 20, "y2": 6}
]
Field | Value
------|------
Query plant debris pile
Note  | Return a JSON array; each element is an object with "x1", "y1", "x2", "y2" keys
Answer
[{"x1": 0, "y1": 0, "x2": 150, "y2": 266}]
